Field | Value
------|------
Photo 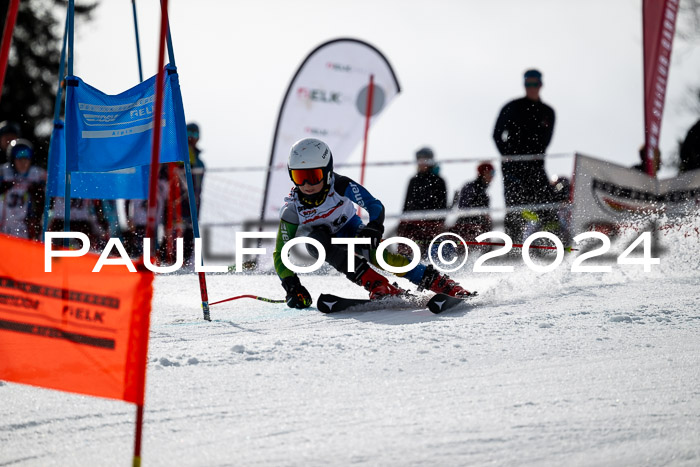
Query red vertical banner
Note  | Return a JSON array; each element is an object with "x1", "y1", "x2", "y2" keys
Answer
[
  {"x1": 642, "y1": 0, "x2": 679, "y2": 176},
  {"x1": 0, "y1": 0, "x2": 20, "y2": 105}
]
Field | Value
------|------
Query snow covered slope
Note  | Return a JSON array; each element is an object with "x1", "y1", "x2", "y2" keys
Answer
[{"x1": 1, "y1": 220, "x2": 699, "y2": 466}]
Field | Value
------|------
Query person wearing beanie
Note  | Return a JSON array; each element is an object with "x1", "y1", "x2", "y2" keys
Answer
[
  {"x1": 186, "y1": 122, "x2": 205, "y2": 214},
  {"x1": 402, "y1": 147, "x2": 447, "y2": 212},
  {"x1": 0, "y1": 138, "x2": 47, "y2": 240},
  {"x1": 492, "y1": 69, "x2": 556, "y2": 242},
  {"x1": 398, "y1": 146, "x2": 448, "y2": 258},
  {"x1": 633, "y1": 145, "x2": 661, "y2": 174}
]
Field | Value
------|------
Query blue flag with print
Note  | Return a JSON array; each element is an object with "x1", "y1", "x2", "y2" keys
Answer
[
  {"x1": 64, "y1": 65, "x2": 188, "y2": 173},
  {"x1": 46, "y1": 121, "x2": 151, "y2": 200}
]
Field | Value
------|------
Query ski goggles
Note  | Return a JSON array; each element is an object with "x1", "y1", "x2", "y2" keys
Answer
[{"x1": 290, "y1": 168, "x2": 324, "y2": 186}]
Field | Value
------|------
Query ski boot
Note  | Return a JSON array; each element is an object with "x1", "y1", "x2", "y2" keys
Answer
[
  {"x1": 350, "y1": 259, "x2": 403, "y2": 300},
  {"x1": 419, "y1": 265, "x2": 474, "y2": 298}
]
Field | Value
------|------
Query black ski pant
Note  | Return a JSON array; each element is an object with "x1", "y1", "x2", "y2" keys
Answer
[{"x1": 305, "y1": 226, "x2": 367, "y2": 282}]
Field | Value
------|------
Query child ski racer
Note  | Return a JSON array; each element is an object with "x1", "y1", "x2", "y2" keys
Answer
[{"x1": 273, "y1": 138, "x2": 474, "y2": 309}]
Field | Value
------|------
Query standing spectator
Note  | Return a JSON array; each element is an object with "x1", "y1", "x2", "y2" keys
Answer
[
  {"x1": 632, "y1": 145, "x2": 661, "y2": 174},
  {"x1": 397, "y1": 147, "x2": 447, "y2": 258},
  {"x1": 0, "y1": 121, "x2": 21, "y2": 165},
  {"x1": 679, "y1": 119, "x2": 700, "y2": 174},
  {"x1": 160, "y1": 163, "x2": 196, "y2": 267},
  {"x1": 0, "y1": 139, "x2": 47, "y2": 240},
  {"x1": 124, "y1": 175, "x2": 168, "y2": 258},
  {"x1": 187, "y1": 122, "x2": 205, "y2": 215},
  {"x1": 452, "y1": 162, "x2": 494, "y2": 243},
  {"x1": 493, "y1": 69, "x2": 555, "y2": 242},
  {"x1": 48, "y1": 198, "x2": 110, "y2": 251}
]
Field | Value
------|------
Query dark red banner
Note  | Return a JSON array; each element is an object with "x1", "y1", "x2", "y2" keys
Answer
[{"x1": 643, "y1": 0, "x2": 679, "y2": 175}]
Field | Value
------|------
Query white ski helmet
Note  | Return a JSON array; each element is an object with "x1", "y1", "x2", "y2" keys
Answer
[{"x1": 288, "y1": 138, "x2": 334, "y2": 187}]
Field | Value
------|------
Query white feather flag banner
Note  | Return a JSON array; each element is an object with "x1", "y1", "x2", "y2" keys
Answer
[{"x1": 261, "y1": 38, "x2": 400, "y2": 221}]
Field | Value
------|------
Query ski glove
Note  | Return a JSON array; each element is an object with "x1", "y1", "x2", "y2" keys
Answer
[
  {"x1": 356, "y1": 220, "x2": 384, "y2": 250},
  {"x1": 281, "y1": 275, "x2": 312, "y2": 309}
]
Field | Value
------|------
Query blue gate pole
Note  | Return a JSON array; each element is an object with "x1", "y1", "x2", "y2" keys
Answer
[
  {"x1": 62, "y1": 0, "x2": 76, "y2": 248},
  {"x1": 42, "y1": 11, "x2": 69, "y2": 241},
  {"x1": 131, "y1": 0, "x2": 144, "y2": 82}
]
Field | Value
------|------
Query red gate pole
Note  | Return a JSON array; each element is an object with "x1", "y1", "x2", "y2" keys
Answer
[
  {"x1": 357, "y1": 74, "x2": 374, "y2": 216},
  {"x1": 0, "y1": 0, "x2": 20, "y2": 104}
]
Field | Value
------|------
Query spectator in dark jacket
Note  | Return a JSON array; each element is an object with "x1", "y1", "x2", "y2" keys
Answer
[
  {"x1": 632, "y1": 145, "x2": 660, "y2": 174},
  {"x1": 679, "y1": 119, "x2": 700, "y2": 174},
  {"x1": 397, "y1": 147, "x2": 447, "y2": 258},
  {"x1": 455, "y1": 162, "x2": 494, "y2": 210},
  {"x1": 403, "y1": 147, "x2": 447, "y2": 211},
  {"x1": 453, "y1": 162, "x2": 494, "y2": 243},
  {"x1": 493, "y1": 69, "x2": 555, "y2": 241},
  {"x1": 187, "y1": 122, "x2": 205, "y2": 215}
]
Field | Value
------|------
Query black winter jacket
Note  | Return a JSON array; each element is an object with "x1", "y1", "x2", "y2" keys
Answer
[
  {"x1": 493, "y1": 97, "x2": 555, "y2": 157},
  {"x1": 403, "y1": 172, "x2": 447, "y2": 212}
]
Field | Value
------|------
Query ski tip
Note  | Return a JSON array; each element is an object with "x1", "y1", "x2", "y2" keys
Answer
[
  {"x1": 316, "y1": 293, "x2": 372, "y2": 313},
  {"x1": 317, "y1": 294, "x2": 342, "y2": 313},
  {"x1": 427, "y1": 293, "x2": 474, "y2": 314},
  {"x1": 427, "y1": 294, "x2": 448, "y2": 314}
]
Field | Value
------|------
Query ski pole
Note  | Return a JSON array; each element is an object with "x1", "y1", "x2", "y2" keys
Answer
[{"x1": 210, "y1": 294, "x2": 286, "y2": 306}]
